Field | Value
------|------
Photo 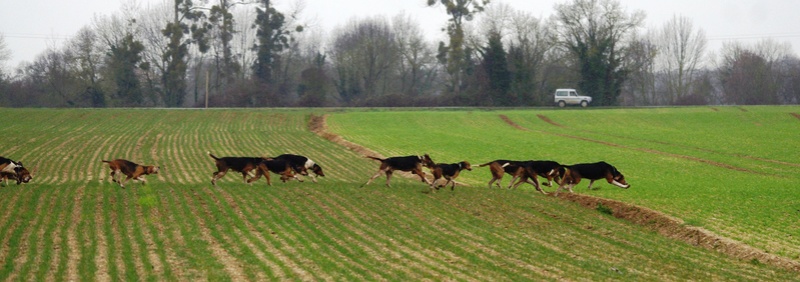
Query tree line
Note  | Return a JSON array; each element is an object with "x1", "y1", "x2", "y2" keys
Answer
[{"x1": 0, "y1": 0, "x2": 798, "y2": 108}]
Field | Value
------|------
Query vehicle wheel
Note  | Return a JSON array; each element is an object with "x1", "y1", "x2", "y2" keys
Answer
[
  {"x1": 580, "y1": 100, "x2": 588, "y2": 107},
  {"x1": 558, "y1": 101, "x2": 566, "y2": 108}
]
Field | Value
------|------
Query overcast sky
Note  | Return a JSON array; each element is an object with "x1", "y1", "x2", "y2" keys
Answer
[{"x1": 2, "y1": 0, "x2": 799, "y2": 69}]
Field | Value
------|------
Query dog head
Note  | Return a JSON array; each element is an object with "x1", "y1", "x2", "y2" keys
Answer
[
  {"x1": 311, "y1": 163, "x2": 325, "y2": 177},
  {"x1": 610, "y1": 168, "x2": 629, "y2": 189},
  {"x1": 15, "y1": 166, "x2": 32, "y2": 184},
  {"x1": 421, "y1": 154, "x2": 435, "y2": 168},
  {"x1": 460, "y1": 161, "x2": 472, "y2": 171},
  {"x1": 145, "y1": 166, "x2": 160, "y2": 175}
]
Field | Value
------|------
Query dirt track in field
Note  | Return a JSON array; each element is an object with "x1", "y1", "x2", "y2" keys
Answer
[
  {"x1": 495, "y1": 114, "x2": 800, "y2": 272},
  {"x1": 313, "y1": 113, "x2": 799, "y2": 273}
]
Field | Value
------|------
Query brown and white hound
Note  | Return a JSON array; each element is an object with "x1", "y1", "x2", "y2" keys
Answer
[
  {"x1": 247, "y1": 158, "x2": 298, "y2": 186},
  {"x1": 102, "y1": 159, "x2": 159, "y2": 188},
  {"x1": 0, "y1": 157, "x2": 33, "y2": 186},
  {"x1": 362, "y1": 154, "x2": 433, "y2": 187},
  {"x1": 274, "y1": 154, "x2": 325, "y2": 182},
  {"x1": 476, "y1": 159, "x2": 528, "y2": 189}
]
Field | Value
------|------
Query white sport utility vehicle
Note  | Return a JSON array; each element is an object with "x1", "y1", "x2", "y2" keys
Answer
[{"x1": 554, "y1": 88, "x2": 592, "y2": 107}]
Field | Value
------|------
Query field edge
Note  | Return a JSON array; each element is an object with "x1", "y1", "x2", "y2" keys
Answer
[{"x1": 315, "y1": 111, "x2": 800, "y2": 273}]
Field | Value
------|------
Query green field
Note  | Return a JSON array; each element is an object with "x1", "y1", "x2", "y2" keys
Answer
[{"x1": 0, "y1": 107, "x2": 798, "y2": 281}]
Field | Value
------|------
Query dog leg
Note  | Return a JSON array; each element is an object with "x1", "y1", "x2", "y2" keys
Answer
[
  {"x1": 511, "y1": 176, "x2": 527, "y2": 189},
  {"x1": 543, "y1": 176, "x2": 554, "y2": 187},
  {"x1": 241, "y1": 172, "x2": 250, "y2": 183},
  {"x1": 212, "y1": 170, "x2": 227, "y2": 186},
  {"x1": 414, "y1": 169, "x2": 430, "y2": 185},
  {"x1": 587, "y1": 180, "x2": 595, "y2": 190},
  {"x1": 384, "y1": 171, "x2": 394, "y2": 187},
  {"x1": 445, "y1": 178, "x2": 455, "y2": 191},
  {"x1": 507, "y1": 175, "x2": 521, "y2": 189},
  {"x1": 119, "y1": 176, "x2": 132, "y2": 188},
  {"x1": 531, "y1": 177, "x2": 545, "y2": 194},
  {"x1": 363, "y1": 169, "x2": 385, "y2": 187},
  {"x1": 429, "y1": 178, "x2": 439, "y2": 191},
  {"x1": 246, "y1": 169, "x2": 262, "y2": 184},
  {"x1": 113, "y1": 169, "x2": 124, "y2": 184}
]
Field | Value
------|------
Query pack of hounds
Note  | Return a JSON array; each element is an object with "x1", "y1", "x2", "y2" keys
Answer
[{"x1": 1, "y1": 153, "x2": 630, "y2": 194}]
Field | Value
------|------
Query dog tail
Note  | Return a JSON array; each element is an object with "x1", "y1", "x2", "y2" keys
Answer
[
  {"x1": 364, "y1": 156, "x2": 384, "y2": 162},
  {"x1": 101, "y1": 160, "x2": 111, "y2": 163},
  {"x1": 476, "y1": 161, "x2": 495, "y2": 167},
  {"x1": 208, "y1": 152, "x2": 220, "y2": 160}
]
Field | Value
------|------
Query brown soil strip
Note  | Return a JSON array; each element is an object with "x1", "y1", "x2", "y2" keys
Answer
[
  {"x1": 791, "y1": 113, "x2": 800, "y2": 120},
  {"x1": 536, "y1": 114, "x2": 565, "y2": 127},
  {"x1": 710, "y1": 107, "x2": 720, "y2": 112},
  {"x1": 309, "y1": 114, "x2": 383, "y2": 158},
  {"x1": 65, "y1": 186, "x2": 85, "y2": 281},
  {"x1": 108, "y1": 194, "x2": 127, "y2": 281},
  {"x1": 94, "y1": 193, "x2": 109, "y2": 281},
  {"x1": 555, "y1": 193, "x2": 800, "y2": 272},
  {"x1": 310, "y1": 114, "x2": 439, "y2": 184},
  {"x1": 498, "y1": 115, "x2": 528, "y2": 131}
]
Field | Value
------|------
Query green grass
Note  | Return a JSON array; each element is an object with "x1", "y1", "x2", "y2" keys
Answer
[
  {"x1": 0, "y1": 107, "x2": 796, "y2": 280},
  {"x1": 328, "y1": 106, "x2": 800, "y2": 260}
]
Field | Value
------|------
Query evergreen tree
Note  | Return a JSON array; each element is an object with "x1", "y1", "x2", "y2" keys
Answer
[
  {"x1": 481, "y1": 31, "x2": 511, "y2": 106},
  {"x1": 252, "y1": 0, "x2": 297, "y2": 84},
  {"x1": 107, "y1": 33, "x2": 145, "y2": 106},
  {"x1": 161, "y1": 0, "x2": 209, "y2": 107}
]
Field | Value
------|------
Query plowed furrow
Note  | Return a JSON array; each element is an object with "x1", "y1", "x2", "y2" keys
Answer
[
  {"x1": 320, "y1": 192, "x2": 467, "y2": 280},
  {"x1": 95, "y1": 190, "x2": 112, "y2": 281},
  {"x1": 183, "y1": 188, "x2": 248, "y2": 280},
  {"x1": 6, "y1": 188, "x2": 52, "y2": 281},
  {"x1": 260, "y1": 191, "x2": 337, "y2": 280},
  {"x1": 209, "y1": 187, "x2": 291, "y2": 280},
  {"x1": 34, "y1": 186, "x2": 72, "y2": 281},
  {"x1": 158, "y1": 186, "x2": 207, "y2": 279},
  {"x1": 64, "y1": 185, "x2": 84, "y2": 281}
]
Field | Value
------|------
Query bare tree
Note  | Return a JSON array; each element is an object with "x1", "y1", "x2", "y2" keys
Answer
[
  {"x1": 716, "y1": 40, "x2": 793, "y2": 105},
  {"x1": 392, "y1": 12, "x2": 437, "y2": 98},
  {"x1": 655, "y1": 15, "x2": 707, "y2": 104},
  {"x1": 622, "y1": 30, "x2": 657, "y2": 106},
  {"x1": 550, "y1": 0, "x2": 645, "y2": 106},
  {"x1": 0, "y1": 33, "x2": 10, "y2": 78},
  {"x1": 329, "y1": 16, "x2": 399, "y2": 104},
  {"x1": 506, "y1": 9, "x2": 552, "y2": 106},
  {"x1": 67, "y1": 27, "x2": 107, "y2": 106}
]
